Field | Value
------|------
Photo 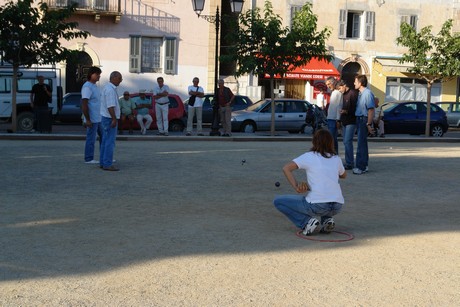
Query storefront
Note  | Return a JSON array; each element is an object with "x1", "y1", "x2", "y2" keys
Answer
[
  {"x1": 263, "y1": 58, "x2": 340, "y2": 103},
  {"x1": 371, "y1": 56, "x2": 457, "y2": 103}
]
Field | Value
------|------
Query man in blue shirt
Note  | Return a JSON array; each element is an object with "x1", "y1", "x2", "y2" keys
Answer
[
  {"x1": 134, "y1": 90, "x2": 153, "y2": 135},
  {"x1": 353, "y1": 75, "x2": 375, "y2": 175}
]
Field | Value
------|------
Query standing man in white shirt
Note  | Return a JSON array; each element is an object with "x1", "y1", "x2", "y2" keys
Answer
[
  {"x1": 186, "y1": 77, "x2": 205, "y2": 136},
  {"x1": 325, "y1": 77, "x2": 343, "y2": 154},
  {"x1": 81, "y1": 66, "x2": 102, "y2": 164},
  {"x1": 316, "y1": 89, "x2": 326, "y2": 109},
  {"x1": 153, "y1": 77, "x2": 170, "y2": 136},
  {"x1": 100, "y1": 71, "x2": 122, "y2": 171}
]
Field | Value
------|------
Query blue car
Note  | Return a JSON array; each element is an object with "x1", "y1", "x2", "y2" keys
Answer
[{"x1": 382, "y1": 101, "x2": 448, "y2": 137}]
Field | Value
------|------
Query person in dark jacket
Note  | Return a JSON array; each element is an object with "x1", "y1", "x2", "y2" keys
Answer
[
  {"x1": 338, "y1": 80, "x2": 358, "y2": 170},
  {"x1": 217, "y1": 79, "x2": 234, "y2": 136}
]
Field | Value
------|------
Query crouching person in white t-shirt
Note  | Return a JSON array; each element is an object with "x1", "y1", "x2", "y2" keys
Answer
[{"x1": 273, "y1": 129, "x2": 347, "y2": 236}]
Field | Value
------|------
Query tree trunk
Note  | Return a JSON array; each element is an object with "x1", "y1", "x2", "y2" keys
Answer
[
  {"x1": 12, "y1": 64, "x2": 19, "y2": 133},
  {"x1": 270, "y1": 76, "x2": 275, "y2": 136},
  {"x1": 425, "y1": 82, "x2": 432, "y2": 137}
]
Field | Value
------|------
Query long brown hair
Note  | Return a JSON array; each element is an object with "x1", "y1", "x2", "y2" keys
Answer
[{"x1": 310, "y1": 129, "x2": 336, "y2": 157}]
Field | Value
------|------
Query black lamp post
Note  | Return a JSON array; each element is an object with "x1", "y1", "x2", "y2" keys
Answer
[{"x1": 191, "y1": 0, "x2": 244, "y2": 136}]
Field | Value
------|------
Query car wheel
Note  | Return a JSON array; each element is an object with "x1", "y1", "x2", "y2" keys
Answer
[
  {"x1": 430, "y1": 124, "x2": 444, "y2": 137},
  {"x1": 17, "y1": 112, "x2": 34, "y2": 132},
  {"x1": 169, "y1": 120, "x2": 185, "y2": 132},
  {"x1": 241, "y1": 121, "x2": 256, "y2": 133}
]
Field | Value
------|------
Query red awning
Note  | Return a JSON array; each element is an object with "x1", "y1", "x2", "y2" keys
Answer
[{"x1": 264, "y1": 58, "x2": 340, "y2": 80}]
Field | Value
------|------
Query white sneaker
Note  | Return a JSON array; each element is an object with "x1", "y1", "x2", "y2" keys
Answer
[
  {"x1": 85, "y1": 159, "x2": 99, "y2": 164},
  {"x1": 141, "y1": 128, "x2": 146, "y2": 135},
  {"x1": 320, "y1": 218, "x2": 335, "y2": 234},
  {"x1": 353, "y1": 168, "x2": 364, "y2": 175},
  {"x1": 302, "y1": 218, "x2": 319, "y2": 236}
]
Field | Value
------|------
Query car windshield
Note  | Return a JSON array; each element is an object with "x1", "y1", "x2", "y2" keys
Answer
[
  {"x1": 247, "y1": 100, "x2": 273, "y2": 112},
  {"x1": 382, "y1": 102, "x2": 397, "y2": 112}
]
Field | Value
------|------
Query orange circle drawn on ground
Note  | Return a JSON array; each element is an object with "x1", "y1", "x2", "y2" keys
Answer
[{"x1": 295, "y1": 230, "x2": 354, "y2": 242}]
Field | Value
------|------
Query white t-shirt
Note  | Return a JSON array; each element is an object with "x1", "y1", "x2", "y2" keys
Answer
[
  {"x1": 187, "y1": 85, "x2": 204, "y2": 108},
  {"x1": 100, "y1": 82, "x2": 120, "y2": 119},
  {"x1": 293, "y1": 152, "x2": 345, "y2": 204},
  {"x1": 81, "y1": 81, "x2": 101, "y2": 123},
  {"x1": 327, "y1": 89, "x2": 343, "y2": 120},
  {"x1": 316, "y1": 93, "x2": 325, "y2": 108}
]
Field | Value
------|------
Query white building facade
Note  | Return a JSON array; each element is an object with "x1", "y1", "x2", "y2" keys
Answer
[{"x1": 2, "y1": 0, "x2": 459, "y2": 102}]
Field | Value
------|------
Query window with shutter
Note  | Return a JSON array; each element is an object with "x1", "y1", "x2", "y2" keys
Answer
[
  {"x1": 339, "y1": 9, "x2": 347, "y2": 39},
  {"x1": 290, "y1": 6, "x2": 302, "y2": 28},
  {"x1": 365, "y1": 11, "x2": 375, "y2": 41},
  {"x1": 129, "y1": 36, "x2": 141, "y2": 73},
  {"x1": 400, "y1": 15, "x2": 418, "y2": 35},
  {"x1": 129, "y1": 36, "x2": 178, "y2": 74},
  {"x1": 164, "y1": 38, "x2": 176, "y2": 74}
]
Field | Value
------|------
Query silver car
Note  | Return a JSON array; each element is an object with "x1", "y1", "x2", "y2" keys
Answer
[
  {"x1": 435, "y1": 102, "x2": 460, "y2": 127},
  {"x1": 231, "y1": 98, "x2": 325, "y2": 133}
]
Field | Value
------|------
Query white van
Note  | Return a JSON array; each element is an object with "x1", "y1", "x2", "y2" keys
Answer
[{"x1": 0, "y1": 66, "x2": 63, "y2": 131}]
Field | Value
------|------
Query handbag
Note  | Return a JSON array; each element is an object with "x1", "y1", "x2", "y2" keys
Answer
[{"x1": 188, "y1": 86, "x2": 199, "y2": 106}]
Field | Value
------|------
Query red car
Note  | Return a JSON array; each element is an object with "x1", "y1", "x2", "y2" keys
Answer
[{"x1": 120, "y1": 92, "x2": 186, "y2": 132}]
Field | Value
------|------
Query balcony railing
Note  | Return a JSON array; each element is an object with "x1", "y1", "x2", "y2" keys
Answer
[{"x1": 45, "y1": 0, "x2": 122, "y2": 22}]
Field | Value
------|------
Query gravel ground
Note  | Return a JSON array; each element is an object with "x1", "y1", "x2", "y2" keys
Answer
[{"x1": 0, "y1": 139, "x2": 459, "y2": 306}]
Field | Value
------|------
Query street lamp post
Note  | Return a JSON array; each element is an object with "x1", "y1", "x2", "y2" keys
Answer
[{"x1": 191, "y1": 0, "x2": 244, "y2": 136}]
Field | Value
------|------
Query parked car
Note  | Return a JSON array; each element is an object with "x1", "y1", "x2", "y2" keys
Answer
[
  {"x1": 434, "y1": 102, "x2": 460, "y2": 127},
  {"x1": 121, "y1": 92, "x2": 186, "y2": 132},
  {"x1": 230, "y1": 98, "x2": 324, "y2": 133},
  {"x1": 184, "y1": 94, "x2": 254, "y2": 124},
  {"x1": 382, "y1": 101, "x2": 448, "y2": 137},
  {"x1": 54, "y1": 92, "x2": 83, "y2": 123},
  {"x1": 55, "y1": 92, "x2": 186, "y2": 132}
]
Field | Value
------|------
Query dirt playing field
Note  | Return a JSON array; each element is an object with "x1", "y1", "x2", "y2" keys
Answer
[{"x1": 1, "y1": 139, "x2": 459, "y2": 306}]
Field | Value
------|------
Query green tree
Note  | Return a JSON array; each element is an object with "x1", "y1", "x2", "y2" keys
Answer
[
  {"x1": 0, "y1": 0, "x2": 89, "y2": 132},
  {"x1": 397, "y1": 19, "x2": 460, "y2": 136},
  {"x1": 223, "y1": 1, "x2": 331, "y2": 135}
]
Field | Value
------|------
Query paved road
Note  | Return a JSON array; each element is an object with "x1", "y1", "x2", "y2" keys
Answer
[{"x1": 1, "y1": 122, "x2": 460, "y2": 141}]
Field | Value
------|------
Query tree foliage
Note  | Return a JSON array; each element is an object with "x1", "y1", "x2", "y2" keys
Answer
[
  {"x1": 0, "y1": 0, "x2": 89, "y2": 132},
  {"x1": 0, "y1": 0, "x2": 89, "y2": 67},
  {"x1": 222, "y1": 1, "x2": 331, "y2": 135},
  {"x1": 396, "y1": 19, "x2": 460, "y2": 136}
]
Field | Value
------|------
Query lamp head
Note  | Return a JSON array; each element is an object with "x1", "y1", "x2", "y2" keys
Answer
[
  {"x1": 229, "y1": 0, "x2": 244, "y2": 14},
  {"x1": 191, "y1": 0, "x2": 205, "y2": 16}
]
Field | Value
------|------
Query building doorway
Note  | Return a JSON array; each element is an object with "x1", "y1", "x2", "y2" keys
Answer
[
  {"x1": 341, "y1": 62, "x2": 361, "y2": 87},
  {"x1": 65, "y1": 51, "x2": 93, "y2": 93}
]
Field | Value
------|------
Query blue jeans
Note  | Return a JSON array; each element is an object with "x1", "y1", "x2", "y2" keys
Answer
[
  {"x1": 327, "y1": 119, "x2": 339, "y2": 154},
  {"x1": 100, "y1": 116, "x2": 117, "y2": 168},
  {"x1": 356, "y1": 116, "x2": 369, "y2": 171},
  {"x1": 273, "y1": 195, "x2": 342, "y2": 229},
  {"x1": 84, "y1": 122, "x2": 102, "y2": 162},
  {"x1": 342, "y1": 124, "x2": 356, "y2": 167}
]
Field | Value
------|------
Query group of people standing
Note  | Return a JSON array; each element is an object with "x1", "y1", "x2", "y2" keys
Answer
[
  {"x1": 117, "y1": 77, "x2": 170, "y2": 136},
  {"x1": 317, "y1": 75, "x2": 379, "y2": 175},
  {"x1": 185, "y1": 78, "x2": 235, "y2": 137},
  {"x1": 82, "y1": 67, "x2": 173, "y2": 171},
  {"x1": 81, "y1": 66, "x2": 236, "y2": 171},
  {"x1": 274, "y1": 74, "x2": 378, "y2": 236},
  {"x1": 81, "y1": 66, "x2": 123, "y2": 171}
]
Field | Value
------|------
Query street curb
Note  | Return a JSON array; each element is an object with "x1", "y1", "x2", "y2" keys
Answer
[{"x1": 1, "y1": 133, "x2": 459, "y2": 142}]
